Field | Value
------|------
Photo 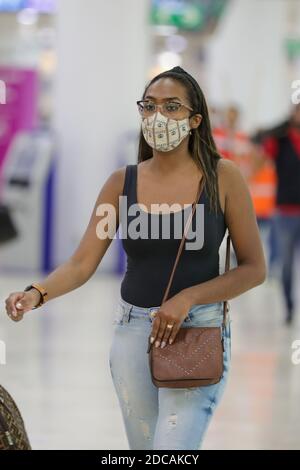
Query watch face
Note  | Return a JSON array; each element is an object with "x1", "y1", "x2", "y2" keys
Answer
[{"x1": 24, "y1": 285, "x2": 33, "y2": 291}]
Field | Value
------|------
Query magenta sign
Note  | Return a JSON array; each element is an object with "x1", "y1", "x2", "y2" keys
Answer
[
  {"x1": 0, "y1": 0, "x2": 56, "y2": 12},
  {"x1": 26, "y1": 0, "x2": 56, "y2": 12},
  {"x1": 0, "y1": 67, "x2": 39, "y2": 173}
]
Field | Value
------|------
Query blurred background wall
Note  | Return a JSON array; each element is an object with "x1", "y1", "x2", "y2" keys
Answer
[
  {"x1": 53, "y1": 0, "x2": 150, "y2": 268},
  {"x1": 207, "y1": 0, "x2": 300, "y2": 131}
]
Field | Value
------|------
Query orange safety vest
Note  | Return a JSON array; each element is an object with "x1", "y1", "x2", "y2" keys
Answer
[
  {"x1": 213, "y1": 127, "x2": 253, "y2": 180},
  {"x1": 213, "y1": 127, "x2": 277, "y2": 218},
  {"x1": 248, "y1": 161, "x2": 277, "y2": 219}
]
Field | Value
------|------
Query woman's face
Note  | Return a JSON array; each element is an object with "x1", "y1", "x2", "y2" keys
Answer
[{"x1": 143, "y1": 77, "x2": 202, "y2": 130}]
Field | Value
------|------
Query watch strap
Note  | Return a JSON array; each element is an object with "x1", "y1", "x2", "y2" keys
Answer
[{"x1": 24, "y1": 283, "x2": 48, "y2": 309}]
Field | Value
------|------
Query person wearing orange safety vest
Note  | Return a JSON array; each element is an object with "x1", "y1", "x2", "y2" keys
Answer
[
  {"x1": 250, "y1": 106, "x2": 300, "y2": 324},
  {"x1": 213, "y1": 107, "x2": 278, "y2": 282},
  {"x1": 248, "y1": 131, "x2": 278, "y2": 286},
  {"x1": 213, "y1": 121, "x2": 252, "y2": 181}
]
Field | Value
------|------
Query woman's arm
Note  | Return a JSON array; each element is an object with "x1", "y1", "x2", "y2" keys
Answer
[
  {"x1": 43, "y1": 166, "x2": 126, "y2": 300},
  {"x1": 5, "y1": 166, "x2": 126, "y2": 319},
  {"x1": 181, "y1": 158, "x2": 267, "y2": 307}
]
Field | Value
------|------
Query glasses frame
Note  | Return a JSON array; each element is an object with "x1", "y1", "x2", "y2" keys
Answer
[{"x1": 136, "y1": 99, "x2": 194, "y2": 116}]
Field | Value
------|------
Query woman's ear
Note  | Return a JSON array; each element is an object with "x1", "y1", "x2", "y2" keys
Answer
[{"x1": 190, "y1": 114, "x2": 202, "y2": 130}]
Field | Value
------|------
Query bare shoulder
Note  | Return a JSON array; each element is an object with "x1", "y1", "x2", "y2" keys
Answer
[
  {"x1": 102, "y1": 165, "x2": 126, "y2": 196},
  {"x1": 217, "y1": 158, "x2": 245, "y2": 185},
  {"x1": 92, "y1": 165, "x2": 127, "y2": 209},
  {"x1": 216, "y1": 158, "x2": 252, "y2": 215},
  {"x1": 217, "y1": 158, "x2": 249, "y2": 194},
  {"x1": 105, "y1": 165, "x2": 127, "y2": 193}
]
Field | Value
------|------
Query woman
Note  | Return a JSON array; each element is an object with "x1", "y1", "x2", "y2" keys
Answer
[{"x1": 5, "y1": 66, "x2": 266, "y2": 450}]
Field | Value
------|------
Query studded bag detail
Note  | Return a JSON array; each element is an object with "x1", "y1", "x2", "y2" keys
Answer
[{"x1": 147, "y1": 176, "x2": 231, "y2": 388}]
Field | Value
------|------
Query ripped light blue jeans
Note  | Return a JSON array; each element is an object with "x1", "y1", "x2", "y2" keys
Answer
[{"x1": 109, "y1": 297, "x2": 232, "y2": 450}]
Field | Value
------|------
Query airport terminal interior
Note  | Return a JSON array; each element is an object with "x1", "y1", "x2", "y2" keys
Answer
[{"x1": 0, "y1": 0, "x2": 300, "y2": 450}]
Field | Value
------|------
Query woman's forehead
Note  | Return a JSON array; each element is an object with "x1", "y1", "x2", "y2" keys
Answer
[{"x1": 145, "y1": 77, "x2": 188, "y2": 100}]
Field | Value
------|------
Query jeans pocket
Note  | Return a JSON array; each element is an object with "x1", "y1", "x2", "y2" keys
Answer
[
  {"x1": 112, "y1": 304, "x2": 126, "y2": 325},
  {"x1": 185, "y1": 309, "x2": 223, "y2": 327}
]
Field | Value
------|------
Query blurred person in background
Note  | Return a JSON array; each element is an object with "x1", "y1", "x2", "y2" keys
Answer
[
  {"x1": 213, "y1": 105, "x2": 252, "y2": 181},
  {"x1": 251, "y1": 104, "x2": 300, "y2": 324},
  {"x1": 213, "y1": 106, "x2": 278, "y2": 279},
  {"x1": 213, "y1": 105, "x2": 254, "y2": 269},
  {"x1": 248, "y1": 130, "x2": 278, "y2": 280}
]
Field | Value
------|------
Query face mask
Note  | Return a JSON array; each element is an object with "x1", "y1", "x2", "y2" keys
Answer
[{"x1": 141, "y1": 111, "x2": 191, "y2": 152}]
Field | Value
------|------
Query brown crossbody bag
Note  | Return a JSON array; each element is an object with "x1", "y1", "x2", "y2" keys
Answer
[{"x1": 147, "y1": 176, "x2": 231, "y2": 388}]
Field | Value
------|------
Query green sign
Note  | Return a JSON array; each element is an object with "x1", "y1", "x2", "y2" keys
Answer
[
  {"x1": 285, "y1": 38, "x2": 300, "y2": 61},
  {"x1": 150, "y1": 0, "x2": 228, "y2": 32},
  {"x1": 151, "y1": 3, "x2": 203, "y2": 30}
]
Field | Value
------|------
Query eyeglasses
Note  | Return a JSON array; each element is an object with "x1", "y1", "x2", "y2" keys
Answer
[{"x1": 136, "y1": 100, "x2": 194, "y2": 117}]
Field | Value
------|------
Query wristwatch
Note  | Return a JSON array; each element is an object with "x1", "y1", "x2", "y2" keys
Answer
[{"x1": 24, "y1": 283, "x2": 48, "y2": 309}]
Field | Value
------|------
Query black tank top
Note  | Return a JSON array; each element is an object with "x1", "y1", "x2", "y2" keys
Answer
[{"x1": 119, "y1": 164, "x2": 227, "y2": 307}]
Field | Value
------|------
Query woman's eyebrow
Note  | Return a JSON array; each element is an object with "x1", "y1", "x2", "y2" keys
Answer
[{"x1": 144, "y1": 95, "x2": 182, "y2": 101}]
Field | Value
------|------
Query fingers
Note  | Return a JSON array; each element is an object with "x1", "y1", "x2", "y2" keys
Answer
[
  {"x1": 9, "y1": 312, "x2": 24, "y2": 322},
  {"x1": 150, "y1": 312, "x2": 180, "y2": 348},
  {"x1": 5, "y1": 293, "x2": 19, "y2": 318},
  {"x1": 154, "y1": 317, "x2": 167, "y2": 348},
  {"x1": 5, "y1": 304, "x2": 24, "y2": 322},
  {"x1": 14, "y1": 293, "x2": 30, "y2": 316},
  {"x1": 161, "y1": 323, "x2": 175, "y2": 347},
  {"x1": 150, "y1": 315, "x2": 161, "y2": 347},
  {"x1": 168, "y1": 323, "x2": 181, "y2": 345},
  {"x1": 5, "y1": 292, "x2": 27, "y2": 321}
]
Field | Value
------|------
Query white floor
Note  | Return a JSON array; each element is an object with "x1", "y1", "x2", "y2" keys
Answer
[{"x1": 0, "y1": 269, "x2": 300, "y2": 450}]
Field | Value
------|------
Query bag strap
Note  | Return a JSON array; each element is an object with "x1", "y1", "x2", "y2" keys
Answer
[
  {"x1": 161, "y1": 176, "x2": 231, "y2": 328},
  {"x1": 161, "y1": 176, "x2": 205, "y2": 304},
  {"x1": 222, "y1": 233, "x2": 231, "y2": 329}
]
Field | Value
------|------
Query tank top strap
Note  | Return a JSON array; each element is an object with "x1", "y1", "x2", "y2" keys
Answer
[{"x1": 122, "y1": 164, "x2": 138, "y2": 206}]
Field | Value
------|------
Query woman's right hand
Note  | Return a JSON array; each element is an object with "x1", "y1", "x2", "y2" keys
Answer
[{"x1": 5, "y1": 289, "x2": 41, "y2": 322}]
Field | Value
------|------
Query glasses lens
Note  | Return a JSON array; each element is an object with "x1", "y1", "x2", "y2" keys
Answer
[
  {"x1": 138, "y1": 101, "x2": 156, "y2": 116},
  {"x1": 137, "y1": 101, "x2": 185, "y2": 117},
  {"x1": 164, "y1": 102, "x2": 182, "y2": 114}
]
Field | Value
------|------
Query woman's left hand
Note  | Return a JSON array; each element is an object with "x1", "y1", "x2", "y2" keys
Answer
[{"x1": 149, "y1": 291, "x2": 191, "y2": 349}]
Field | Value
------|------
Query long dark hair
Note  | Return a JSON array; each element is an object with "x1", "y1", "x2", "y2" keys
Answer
[{"x1": 137, "y1": 66, "x2": 223, "y2": 215}]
